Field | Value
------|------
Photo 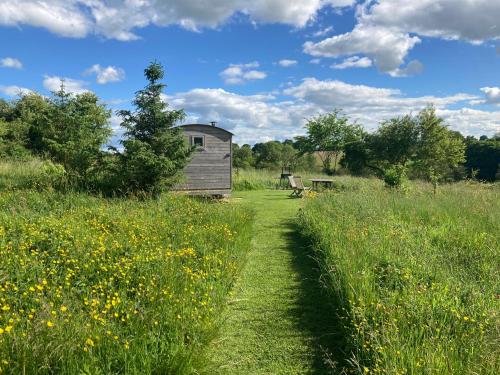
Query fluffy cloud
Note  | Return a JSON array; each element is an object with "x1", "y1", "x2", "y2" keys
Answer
[
  {"x1": 304, "y1": 0, "x2": 500, "y2": 75},
  {"x1": 364, "y1": 0, "x2": 500, "y2": 43},
  {"x1": 331, "y1": 56, "x2": 372, "y2": 69},
  {"x1": 437, "y1": 108, "x2": 500, "y2": 136},
  {"x1": 0, "y1": 57, "x2": 23, "y2": 69},
  {"x1": 284, "y1": 78, "x2": 474, "y2": 114},
  {"x1": 304, "y1": 24, "x2": 421, "y2": 73},
  {"x1": 480, "y1": 87, "x2": 500, "y2": 105},
  {"x1": 0, "y1": 85, "x2": 32, "y2": 97},
  {"x1": 43, "y1": 75, "x2": 89, "y2": 94},
  {"x1": 311, "y1": 26, "x2": 334, "y2": 38},
  {"x1": 388, "y1": 60, "x2": 424, "y2": 77},
  {"x1": 165, "y1": 78, "x2": 498, "y2": 144},
  {"x1": 277, "y1": 59, "x2": 298, "y2": 67},
  {"x1": 220, "y1": 62, "x2": 266, "y2": 85},
  {"x1": 0, "y1": 1, "x2": 91, "y2": 38},
  {"x1": 85, "y1": 64, "x2": 125, "y2": 84},
  {"x1": 0, "y1": 0, "x2": 354, "y2": 41},
  {"x1": 167, "y1": 87, "x2": 317, "y2": 143}
]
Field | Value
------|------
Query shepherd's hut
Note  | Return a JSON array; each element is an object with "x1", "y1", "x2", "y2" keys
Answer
[{"x1": 176, "y1": 122, "x2": 233, "y2": 197}]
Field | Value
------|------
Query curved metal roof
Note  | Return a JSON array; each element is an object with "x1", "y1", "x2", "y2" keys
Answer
[{"x1": 178, "y1": 123, "x2": 234, "y2": 136}]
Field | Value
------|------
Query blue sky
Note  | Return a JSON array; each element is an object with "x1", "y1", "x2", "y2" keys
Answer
[{"x1": 1, "y1": 0, "x2": 499, "y2": 144}]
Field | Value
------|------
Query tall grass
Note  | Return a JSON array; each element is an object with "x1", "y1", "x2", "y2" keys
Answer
[
  {"x1": 0, "y1": 190, "x2": 253, "y2": 374},
  {"x1": 298, "y1": 182, "x2": 499, "y2": 374},
  {"x1": 0, "y1": 159, "x2": 67, "y2": 191},
  {"x1": 232, "y1": 168, "x2": 359, "y2": 191}
]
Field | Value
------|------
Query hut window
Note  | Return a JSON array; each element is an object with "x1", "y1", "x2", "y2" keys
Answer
[{"x1": 191, "y1": 136, "x2": 205, "y2": 148}]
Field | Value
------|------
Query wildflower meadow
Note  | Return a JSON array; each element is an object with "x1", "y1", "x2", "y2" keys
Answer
[
  {"x1": 298, "y1": 181, "x2": 499, "y2": 374},
  {"x1": 0, "y1": 191, "x2": 253, "y2": 374}
]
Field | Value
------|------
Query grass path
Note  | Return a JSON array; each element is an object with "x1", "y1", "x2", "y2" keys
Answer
[{"x1": 206, "y1": 190, "x2": 340, "y2": 374}]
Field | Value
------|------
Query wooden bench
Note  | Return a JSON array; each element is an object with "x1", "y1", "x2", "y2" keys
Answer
[{"x1": 288, "y1": 175, "x2": 310, "y2": 197}]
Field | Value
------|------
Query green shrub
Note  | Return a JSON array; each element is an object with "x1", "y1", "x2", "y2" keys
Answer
[{"x1": 383, "y1": 164, "x2": 408, "y2": 189}]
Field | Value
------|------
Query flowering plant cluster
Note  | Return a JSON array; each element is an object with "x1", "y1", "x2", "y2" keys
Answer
[{"x1": 0, "y1": 191, "x2": 253, "y2": 374}]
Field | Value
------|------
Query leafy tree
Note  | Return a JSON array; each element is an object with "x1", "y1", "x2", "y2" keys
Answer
[
  {"x1": 341, "y1": 136, "x2": 370, "y2": 175},
  {"x1": 369, "y1": 115, "x2": 419, "y2": 168},
  {"x1": 295, "y1": 110, "x2": 363, "y2": 174},
  {"x1": 342, "y1": 106, "x2": 465, "y2": 185},
  {"x1": 116, "y1": 62, "x2": 192, "y2": 194},
  {"x1": 464, "y1": 136, "x2": 500, "y2": 181},
  {"x1": 26, "y1": 85, "x2": 112, "y2": 181},
  {"x1": 413, "y1": 106, "x2": 465, "y2": 181},
  {"x1": 279, "y1": 143, "x2": 298, "y2": 169},
  {"x1": 0, "y1": 94, "x2": 48, "y2": 159},
  {"x1": 253, "y1": 141, "x2": 283, "y2": 169},
  {"x1": 233, "y1": 143, "x2": 253, "y2": 170},
  {"x1": 345, "y1": 115, "x2": 421, "y2": 179}
]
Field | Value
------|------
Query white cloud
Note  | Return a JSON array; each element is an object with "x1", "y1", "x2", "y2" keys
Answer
[
  {"x1": 479, "y1": 87, "x2": 500, "y2": 105},
  {"x1": 304, "y1": 0, "x2": 500, "y2": 75},
  {"x1": 0, "y1": 57, "x2": 23, "y2": 69},
  {"x1": 278, "y1": 59, "x2": 298, "y2": 67},
  {"x1": 436, "y1": 108, "x2": 500, "y2": 136},
  {"x1": 388, "y1": 60, "x2": 424, "y2": 77},
  {"x1": 163, "y1": 78, "x2": 498, "y2": 144},
  {"x1": 331, "y1": 56, "x2": 372, "y2": 69},
  {"x1": 0, "y1": 0, "x2": 354, "y2": 41},
  {"x1": 312, "y1": 26, "x2": 334, "y2": 38},
  {"x1": 304, "y1": 24, "x2": 421, "y2": 73},
  {"x1": 220, "y1": 62, "x2": 266, "y2": 85},
  {"x1": 42, "y1": 75, "x2": 89, "y2": 94},
  {"x1": 0, "y1": 85, "x2": 32, "y2": 97},
  {"x1": 85, "y1": 64, "x2": 125, "y2": 84},
  {"x1": 0, "y1": 1, "x2": 91, "y2": 38},
  {"x1": 364, "y1": 0, "x2": 500, "y2": 44},
  {"x1": 309, "y1": 58, "x2": 321, "y2": 64},
  {"x1": 167, "y1": 87, "x2": 316, "y2": 143},
  {"x1": 283, "y1": 78, "x2": 474, "y2": 113}
]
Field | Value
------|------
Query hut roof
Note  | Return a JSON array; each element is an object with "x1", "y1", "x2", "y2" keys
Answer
[{"x1": 178, "y1": 123, "x2": 234, "y2": 136}]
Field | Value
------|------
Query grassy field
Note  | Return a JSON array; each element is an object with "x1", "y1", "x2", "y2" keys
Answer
[
  {"x1": 232, "y1": 168, "x2": 359, "y2": 191},
  {"x1": 0, "y1": 190, "x2": 253, "y2": 374},
  {"x1": 297, "y1": 181, "x2": 499, "y2": 374},
  {"x1": 0, "y1": 159, "x2": 67, "y2": 191},
  {"x1": 1, "y1": 161, "x2": 498, "y2": 374}
]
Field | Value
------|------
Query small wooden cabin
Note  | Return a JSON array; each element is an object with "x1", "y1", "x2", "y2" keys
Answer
[{"x1": 176, "y1": 123, "x2": 233, "y2": 196}]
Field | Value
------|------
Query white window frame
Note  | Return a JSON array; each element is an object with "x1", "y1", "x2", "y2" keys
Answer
[{"x1": 191, "y1": 135, "x2": 205, "y2": 149}]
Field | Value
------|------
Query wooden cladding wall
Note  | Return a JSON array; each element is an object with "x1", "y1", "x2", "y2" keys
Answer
[{"x1": 176, "y1": 124, "x2": 232, "y2": 192}]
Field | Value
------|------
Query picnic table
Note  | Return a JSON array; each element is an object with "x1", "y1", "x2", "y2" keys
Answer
[{"x1": 309, "y1": 178, "x2": 334, "y2": 191}]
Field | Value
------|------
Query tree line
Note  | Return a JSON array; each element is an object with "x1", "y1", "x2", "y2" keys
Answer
[
  {"x1": 234, "y1": 109, "x2": 500, "y2": 185},
  {"x1": 1, "y1": 61, "x2": 498, "y2": 194},
  {"x1": 0, "y1": 62, "x2": 192, "y2": 195}
]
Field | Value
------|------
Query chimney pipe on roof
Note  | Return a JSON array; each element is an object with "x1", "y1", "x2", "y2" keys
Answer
[{"x1": 210, "y1": 121, "x2": 217, "y2": 127}]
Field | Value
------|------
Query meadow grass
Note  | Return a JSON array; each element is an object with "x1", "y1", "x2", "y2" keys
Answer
[
  {"x1": 0, "y1": 190, "x2": 253, "y2": 374},
  {"x1": 232, "y1": 168, "x2": 358, "y2": 191},
  {"x1": 297, "y1": 181, "x2": 499, "y2": 374},
  {"x1": 0, "y1": 159, "x2": 67, "y2": 191}
]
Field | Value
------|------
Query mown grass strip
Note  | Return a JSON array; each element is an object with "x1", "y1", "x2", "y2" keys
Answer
[{"x1": 208, "y1": 190, "x2": 340, "y2": 374}]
